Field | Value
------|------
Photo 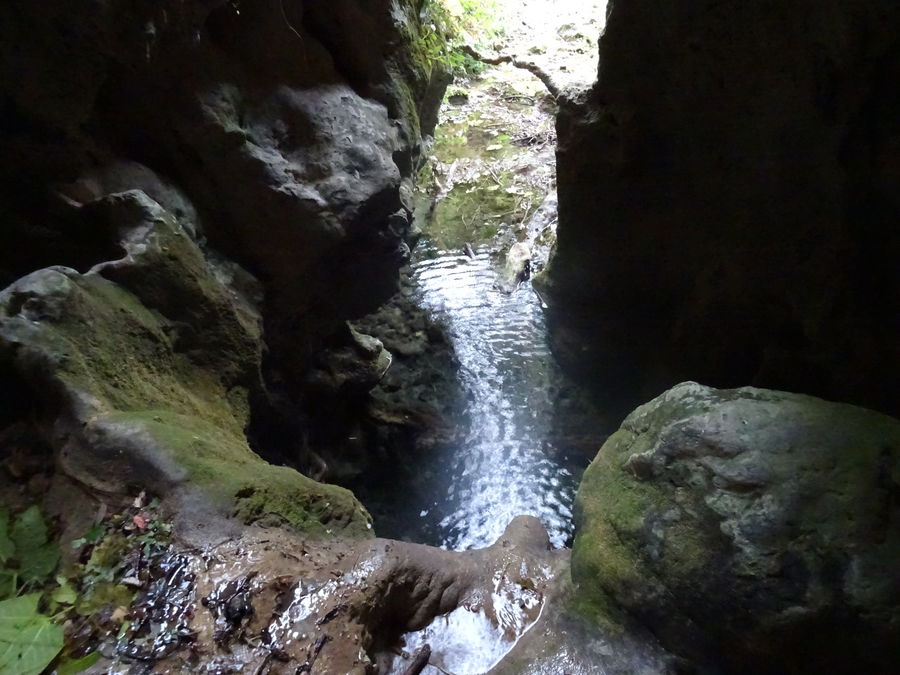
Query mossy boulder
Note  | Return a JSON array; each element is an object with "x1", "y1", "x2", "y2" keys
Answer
[
  {"x1": 0, "y1": 191, "x2": 371, "y2": 538},
  {"x1": 573, "y1": 382, "x2": 900, "y2": 672}
]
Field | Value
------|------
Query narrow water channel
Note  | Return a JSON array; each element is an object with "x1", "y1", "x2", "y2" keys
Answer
[
  {"x1": 353, "y1": 0, "x2": 608, "y2": 552},
  {"x1": 355, "y1": 209, "x2": 605, "y2": 552},
  {"x1": 407, "y1": 242, "x2": 583, "y2": 550}
]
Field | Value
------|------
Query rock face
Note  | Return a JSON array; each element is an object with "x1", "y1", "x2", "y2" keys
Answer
[
  {"x1": 0, "y1": 192, "x2": 370, "y2": 536},
  {"x1": 181, "y1": 516, "x2": 561, "y2": 674},
  {"x1": 0, "y1": 0, "x2": 448, "y2": 394},
  {"x1": 543, "y1": 0, "x2": 900, "y2": 417},
  {"x1": 573, "y1": 382, "x2": 900, "y2": 672},
  {"x1": 0, "y1": 0, "x2": 449, "y2": 532}
]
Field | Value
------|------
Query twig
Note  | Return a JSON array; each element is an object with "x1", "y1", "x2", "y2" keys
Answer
[
  {"x1": 252, "y1": 652, "x2": 272, "y2": 675},
  {"x1": 460, "y1": 45, "x2": 561, "y2": 100},
  {"x1": 401, "y1": 645, "x2": 432, "y2": 675},
  {"x1": 520, "y1": 199, "x2": 533, "y2": 227},
  {"x1": 428, "y1": 662, "x2": 457, "y2": 675}
]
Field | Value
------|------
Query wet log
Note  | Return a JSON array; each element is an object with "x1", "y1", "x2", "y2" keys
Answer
[{"x1": 402, "y1": 644, "x2": 432, "y2": 675}]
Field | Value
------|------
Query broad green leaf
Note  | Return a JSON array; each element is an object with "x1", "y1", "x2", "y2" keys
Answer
[
  {"x1": 11, "y1": 506, "x2": 59, "y2": 584},
  {"x1": 0, "y1": 594, "x2": 64, "y2": 675},
  {"x1": 72, "y1": 523, "x2": 106, "y2": 550},
  {"x1": 11, "y1": 506, "x2": 49, "y2": 552},
  {"x1": 0, "y1": 509, "x2": 13, "y2": 563},
  {"x1": 55, "y1": 651, "x2": 101, "y2": 675},
  {"x1": 18, "y1": 544, "x2": 60, "y2": 585},
  {"x1": 82, "y1": 523, "x2": 105, "y2": 544}
]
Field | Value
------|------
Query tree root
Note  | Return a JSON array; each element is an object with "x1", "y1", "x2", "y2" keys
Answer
[{"x1": 460, "y1": 44, "x2": 562, "y2": 100}]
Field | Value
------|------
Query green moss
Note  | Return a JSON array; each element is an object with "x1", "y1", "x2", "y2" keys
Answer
[
  {"x1": 433, "y1": 117, "x2": 516, "y2": 161},
  {"x1": 85, "y1": 532, "x2": 130, "y2": 571},
  {"x1": 564, "y1": 562, "x2": 625, "y2": 636},
  {"x1": 572, "y1": 430, "x2": 650, "y2": 597},
  {"x1": 8, "y1": 238, "x2": 371, "y2": 538},
  {"x1": 35, "y1": 274, "x2": 241, "y2": 437},
  {"x1": 428, "y1": 176, "x2": 539, "y2": 250},
  {"x1": 231, "y1": 473, "x2": 370, "y2": 536},
  {"x1": 106, "y1": 410, "x2": 372, "y2": 538},
  {"x1": 388, "y1": 70, "x2": 423, "y2": 143},
  {"x1": 572, "y1": 426, "x2": 718, "y2": 622}
]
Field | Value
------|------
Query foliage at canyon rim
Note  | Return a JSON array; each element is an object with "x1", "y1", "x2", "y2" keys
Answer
[{"x1": 417, "y1": 0, "x2": 506, "y2": 76}]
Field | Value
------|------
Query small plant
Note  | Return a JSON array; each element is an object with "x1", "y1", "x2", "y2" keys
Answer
[
  {"x1": 0, "y1": 506, "x2": 60, "y2": 598},
  {"x1": 65, "y1": 494, "x2": 194, "y2": 666},
  {"x1": 413, "y1": 0, "x2": 508, "y2": 78},
  {"x1": 0, "y1": 495, "x2": 178, "y2": 674},
  {"x1": 0, "y1": 505, "x2": 64, "y2": 675},
  {"x1": 70, "y1": 495, "x2": 171, "y2": 618},
  {"x1": 454, "y1": 0, "x2": 506, "y2": 45}
]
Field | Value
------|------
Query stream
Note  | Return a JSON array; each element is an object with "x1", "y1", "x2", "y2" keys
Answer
[
  {"x1": 354, "y1": 1, "x2": 608, "y2": 552},
  {"x1": 404, "y1": 242, "x2": 586, "y2": 550}
]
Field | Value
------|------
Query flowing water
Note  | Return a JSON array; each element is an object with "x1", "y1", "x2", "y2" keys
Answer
[
  {"x1": 395, "y1": 241, "x2": 597, "y2": 551},
  {"x1": 352, "y1": 0, "x2": 609, "y2": 555}
]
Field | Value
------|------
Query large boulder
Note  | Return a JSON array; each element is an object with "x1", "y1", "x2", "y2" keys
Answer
[
  {"x1": 573, "y1": 382, "x2": 900, "y2": 672},
  {"x1": 542, "y1": 0, "x2": 900, "y2": 417},
  {"x1": 0, "y1": 189, "x2": 371, "y2": 537}
]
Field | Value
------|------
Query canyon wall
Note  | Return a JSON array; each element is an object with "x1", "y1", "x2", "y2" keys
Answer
[
  {"x1": 544, "y1": 0, "x2": 900, "y2": 417},
  {"x1": 0, "y1": 0, "x2": 448, "y2": 532}
]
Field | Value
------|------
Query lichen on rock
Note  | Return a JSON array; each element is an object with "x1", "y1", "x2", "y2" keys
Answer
[{"x1": 573, "y1": 382, "x2": 900, "y2": 672}]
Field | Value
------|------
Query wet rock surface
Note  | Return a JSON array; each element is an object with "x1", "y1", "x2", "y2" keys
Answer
[
  {"x1": 79, "y1": 516, "x2": 558, "y2": 673},
  {"x1": 347, "y1": 273, "x2": 471, "y2": 530},
  {"x1": 544, "y1": 0, "x2": 900, "y2": 417},
  {"x1": 573, "y1": 382, "x2": 900, "y2": 673},
  {"x1": 63, "y1": 514, "x2": 675, "y2": 675}
]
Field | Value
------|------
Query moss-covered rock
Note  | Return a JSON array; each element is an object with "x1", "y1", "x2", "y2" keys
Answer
[
  {"x1": 573, "y1": 382, "x2": 900, "y2": 672},
  {"x1": 0, "y1": 0, "x2": 451, "y2": 443},
  {"x1": 0, "y1": 192, "x2": 371, "y2": 538}
]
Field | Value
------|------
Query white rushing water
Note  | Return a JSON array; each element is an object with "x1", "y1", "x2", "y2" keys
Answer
[{"x1": 411, "y1": 244, "x2": 577, "y2": 550}]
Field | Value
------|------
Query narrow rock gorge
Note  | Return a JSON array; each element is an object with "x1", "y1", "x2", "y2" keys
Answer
[
  {"x1": 543, "y1": 0, "x2": 900, "y2": 419},
  {"x1": 0, "y1": 1, "x2": 897, "y2": 674}
]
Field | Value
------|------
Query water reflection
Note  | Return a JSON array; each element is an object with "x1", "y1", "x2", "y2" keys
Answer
[{"x1": 409, "y1": 244, "x2": 580, "y2": 550}]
